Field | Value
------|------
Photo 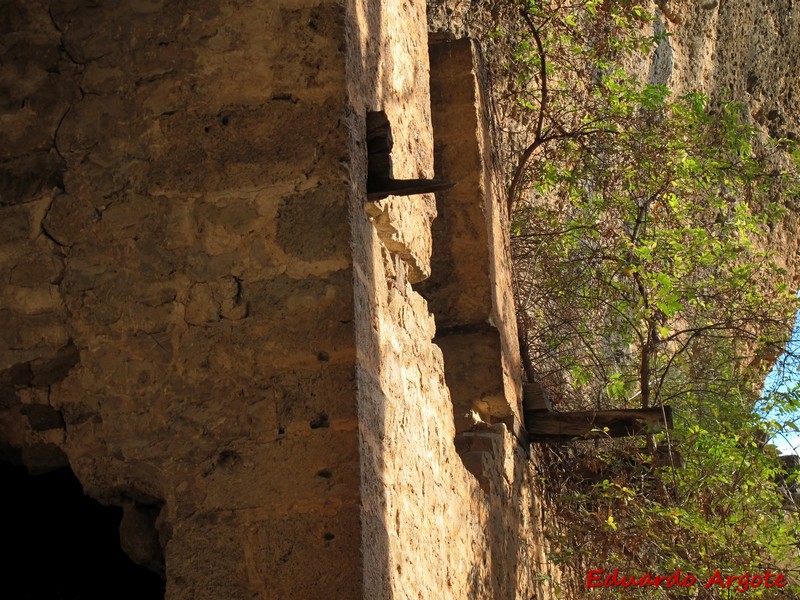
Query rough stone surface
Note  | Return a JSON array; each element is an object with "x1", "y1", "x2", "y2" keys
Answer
[
  {"x1": 2, "y1": 1, "x2": 360, "y2": 598},
  {"x1": 347, "y1": 0, "x2": 439, "y2": 283},
  {"x1": 423, "y1": 37, "x2": 525, "y2": 429},
  {"x1": 1, "y1": 0, "x2": 561, "y2": 595},
  {"x1": 345, "y1": 8, "x2": 559, "y2": 598}
]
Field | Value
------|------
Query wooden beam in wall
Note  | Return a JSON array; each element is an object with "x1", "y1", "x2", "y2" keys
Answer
[{"x1": 525, "y1": 406, "x2": 673, "y2": 442}]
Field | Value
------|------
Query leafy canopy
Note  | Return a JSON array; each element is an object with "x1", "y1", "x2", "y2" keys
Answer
[{"x1": 494, "y1": 0, "x2": 800, "y2": 593}]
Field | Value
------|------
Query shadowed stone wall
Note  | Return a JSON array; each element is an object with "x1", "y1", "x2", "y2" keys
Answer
[{"x1": 2, "y1": 1, "x2": 360, "y2": 598}]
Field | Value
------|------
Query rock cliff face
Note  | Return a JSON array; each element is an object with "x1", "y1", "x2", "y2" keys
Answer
[{"x1": 648, "y1": 0, "x2": 800, "y2": 286}]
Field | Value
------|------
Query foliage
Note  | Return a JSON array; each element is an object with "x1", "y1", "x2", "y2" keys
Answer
[{"x1": 489, "y1": 0, "x2": 800, "y2": 595}]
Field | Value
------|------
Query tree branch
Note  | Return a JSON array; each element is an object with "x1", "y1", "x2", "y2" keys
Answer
[{"x1": 507, "y1": 8, "x2": 549, "y2": 218}]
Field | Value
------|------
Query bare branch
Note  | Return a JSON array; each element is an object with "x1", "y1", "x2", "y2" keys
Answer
[{"x1": 507, "y1": 8, "x2": 550, "y2": 217}]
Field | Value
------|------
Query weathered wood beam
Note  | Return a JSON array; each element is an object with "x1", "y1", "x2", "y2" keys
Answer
[
  {"x1": 522, "y1": 382, "x2": 553, "y2": 412},
  {"x1": 365, "y1": 111, "x2": 454, "y2": 200},
  {"x1": 367, "y1": 178, "x2": 456, "y2": 200},
  {"x1": 525, "y1": 406, "x2": 673, "y2": 442}
]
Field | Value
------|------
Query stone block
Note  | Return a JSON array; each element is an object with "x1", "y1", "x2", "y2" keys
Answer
[
  {"x1": 245, "y1": 504, "x2": 361, "y2": 600},
  {"x1": 21, "y1": 403, "x2": 66, "y2": 432},
  {"x1": 0, "y1": 152, "x2": 65, "y2": 207},
  {"x1": 8, "y1": 254, "x2": 64, "y2": 287},
  {"x1": 277, "y1": 185, "x2": 350, "y2": 263}
]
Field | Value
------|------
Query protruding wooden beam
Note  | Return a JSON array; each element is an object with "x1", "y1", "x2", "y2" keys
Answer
[
  {"x1": 522, "y1": 382, "x2": 553, "y2": 412},
  {"x1": 525, "y1": 406, "x2": 673, "y2": 442},
  {"x1": 365, "y1": 111, "x2": 454, "y2": 200},
  {"x1": 367, "y1": 178, "x2": 455, "y2": 200}
]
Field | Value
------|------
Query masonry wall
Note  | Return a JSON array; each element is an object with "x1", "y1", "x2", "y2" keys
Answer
[
  {"x1": 1, "y1": 1, "x2": 361, "y2": 598},
  {"x1": 2, "y1": 1, "x2": 563, "y2": 598},
  {"x1": 344, "y1": 2, "x2": 560, "y2": 597}
]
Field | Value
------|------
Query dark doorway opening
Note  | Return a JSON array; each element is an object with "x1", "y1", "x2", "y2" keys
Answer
[{"x1": 0, "y1": 460, "x2": 165, "y2": 600}]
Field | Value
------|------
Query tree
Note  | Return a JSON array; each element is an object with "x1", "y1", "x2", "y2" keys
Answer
[{"x1": 491, "y1": 0, "x2": 800, "y2": 592}]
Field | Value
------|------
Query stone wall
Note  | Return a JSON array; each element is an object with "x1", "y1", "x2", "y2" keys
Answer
[
  {"x1": 2, "y1": 0, "x2": 562, "y2": 598},
  {"x1": 345, "y1": 2, "x2": 560, "y2": 595},
  {"x1": 2, "y1": 1, "x2": 361, "y2": 597}
]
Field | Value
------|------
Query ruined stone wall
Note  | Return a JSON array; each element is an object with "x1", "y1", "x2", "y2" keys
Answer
[
  {"x1": 2, "y1": 0, "x2": 563, "y2": 598},
  {"x1": 1, "y1": 1, "x2": 361, "y2": 597},
  {"x1": 345, "y1": 3, "x2": 560, "y2": 598}
]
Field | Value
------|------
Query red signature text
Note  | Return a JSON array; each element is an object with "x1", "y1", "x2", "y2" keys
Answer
[{"x1": 586, "y1": 568, "x2": 787, "y2": 593}]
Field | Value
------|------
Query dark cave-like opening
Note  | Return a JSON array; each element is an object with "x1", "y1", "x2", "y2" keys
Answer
[{"x1": 0, "y1": 460, "x2": 165, "y2": 600}]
